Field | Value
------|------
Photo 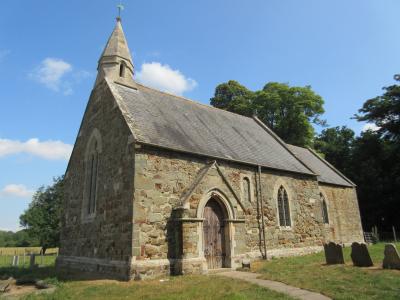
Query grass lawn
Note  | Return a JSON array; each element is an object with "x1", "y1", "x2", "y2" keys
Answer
[
  {"x1": 0, "y1": 265, "x2": 292, "y2": 300},
  {"x1": 253, "y1": 243, "x2": 400, "y2": 300}
]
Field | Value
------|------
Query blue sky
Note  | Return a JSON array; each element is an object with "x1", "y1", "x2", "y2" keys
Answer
[{"x1": 0, "y1": 0, "x2": 399, "y2": 231}]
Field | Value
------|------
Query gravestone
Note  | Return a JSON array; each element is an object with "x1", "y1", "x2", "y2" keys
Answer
[
  {"x1": 351, "y1": 242, "x2": 373, "y2": 267},
  {"x1": 323, "y1": 242, "x2": 344, "y2": 264},
  {"x1": 382, "y1": 243, "x2": 400, "y2": 270}
]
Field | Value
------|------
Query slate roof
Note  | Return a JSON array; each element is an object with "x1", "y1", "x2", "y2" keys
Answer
[
  {"x1": 287, "y1": 144, "x2": 355, "y2": 187},
  {"x1": 109, "y1": 81, "x2": 314, "y2": 176}
]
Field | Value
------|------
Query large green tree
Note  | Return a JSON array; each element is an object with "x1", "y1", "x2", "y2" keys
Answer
[
  {"x1": 314, "y1": 126, "x2": 355, "y2": 175},
  {"x1": 355, "y1": 74, "x2": 400, "y2": 141},
  {"x1": 210, "y1": 81, "x2": 325, "y2": 146},
  {"x1": 20, "y1": 176, "x2": 64, "y2": 253}
]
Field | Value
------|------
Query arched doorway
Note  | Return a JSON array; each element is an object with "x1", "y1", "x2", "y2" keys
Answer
[{"x1": 203, "y1": 198, "x2": 227, "y2": 269}]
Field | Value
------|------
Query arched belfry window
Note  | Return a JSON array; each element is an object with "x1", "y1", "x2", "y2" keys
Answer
[
  {"x1": 84, "y1": 130, "x2": 102, "y2": 217},
  {"x1": 119, "y1": 62, "x2": 126, "y2": 78},
  {"x1": 277, "y1": 186, "x2": 291, "y2": 227},
  {"x1": 242, "y1": 177, "x2": 252, "y2": 202},
  {"x1": 321, "y1": 193, "x2": 329, "y2": 224}
]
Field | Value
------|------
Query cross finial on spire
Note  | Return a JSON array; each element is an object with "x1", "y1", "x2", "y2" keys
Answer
[{"x1": 117, "y1": 2, "x2": 124, "y2": 21}]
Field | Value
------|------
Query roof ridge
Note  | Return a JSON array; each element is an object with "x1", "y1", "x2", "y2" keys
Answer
[{"x1": 123, "y1": 81, "x2": 256, "y2": 121}]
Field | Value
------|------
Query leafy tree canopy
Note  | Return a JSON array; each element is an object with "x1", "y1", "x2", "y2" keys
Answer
[
  {"x1": 210, "y1": 81, "x2": 325, "y2": 146},
  {"x1": 20, "y1": 176, "x2": 64, "y2": 253},
  {"x1": 0, "y1": 229, "x2": 38, "y2": 247},
  {"x1": 314, "y1": 126, "x2": 355, "y2": 175},
  {"x1": 355, "y1": 74, "x2": 400, "y2": 141}
]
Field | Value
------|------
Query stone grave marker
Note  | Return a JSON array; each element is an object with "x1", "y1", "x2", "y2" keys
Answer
[
  {"x1": 383, "y1": 243, "x2": 400, "y2": 270},
  {"x1": 324, "y1": 242, "x2": 344, "y2": 264},
  {"x1": 351, "y1": 242, "x2": 373, "y2": 267}
]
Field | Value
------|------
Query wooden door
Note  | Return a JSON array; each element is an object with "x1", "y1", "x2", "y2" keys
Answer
[{"x1": 203, "y1": 200, "x2": 225, "y2": 269}]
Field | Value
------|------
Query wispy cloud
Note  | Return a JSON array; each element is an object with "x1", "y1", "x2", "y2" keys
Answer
[
  {"x1": 0, "y1": 138, "x2": 73, "y2": 160},
  {"x1": 0, "y1": 184, "x2": 34, "y2": 198},
  {"x1": 29, "y1": 58, "x2": 92, "y2": 95},
  {"x1": 136, "y1": 62, "x2": 197, "y2": 96},
  {"x1": 0, "y1": 49, "x2": 10, "y2": 63},
  {"x1": 362, "y1": 123, "x2": 380, "y2": 132}
]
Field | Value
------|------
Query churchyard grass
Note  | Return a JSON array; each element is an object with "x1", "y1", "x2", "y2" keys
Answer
[
  {"x1": 253, "y1": 242, "x2": 400, "y2": 300},
  {"x1": 0, "y1": 265, "x2": 292, "y2": 300}
]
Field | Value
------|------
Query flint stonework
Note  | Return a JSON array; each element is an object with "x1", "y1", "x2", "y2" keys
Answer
[
  {"x1": 351, "y1": 242, "x2": 373, "y2": 267},
  {"x1": 383, "y1": 243, "x2": 400, "y2": 270}
]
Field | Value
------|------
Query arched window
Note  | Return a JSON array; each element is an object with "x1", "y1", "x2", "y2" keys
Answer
[
  {"x1": 84, "y1": 131, "x2": 101, "y2": 217},
  {"x1": 321, "y1": 193, "x2": 329, "y2": 224},
  {"x1": 242, "y1": 177, "x2": 251, "y2": 202},
  {"x1": 277, "y1": 186, "x2": 291, "y2": 227},
  {"x1": 119, "y1": 62, "x2": 126, "y2": 78}
]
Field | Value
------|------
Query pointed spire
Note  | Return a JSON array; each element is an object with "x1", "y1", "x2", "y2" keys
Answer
[{"x1": 95, "y1": 18, "x2": 135, "y2": 87}]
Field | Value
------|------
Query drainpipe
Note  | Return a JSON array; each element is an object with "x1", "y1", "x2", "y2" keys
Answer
[{"x1": 258, "y1": 165, "x2": 267, "y2": 259}]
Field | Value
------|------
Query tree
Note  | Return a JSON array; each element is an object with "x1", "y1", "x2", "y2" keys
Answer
[
  {"x1": 349, "y1": 131, "x2": 400, "y2": 231},
  {"x1": 20, "y1": 176, "x2": 64, "y2": 253},
  {"x1": 314, "y1": 126, "x2": 355, "y2": 175},
  {"x1": 255, "y1": 82, "x2": 325, "y2": 146},
  {"x1": 210, "y1": 81, "x2": 325, "y2": 146},
  {"x1": 210, "y1": 80, "x2": 254, "y2": 116},
  {"x1": 355, "y1": 74, "x2": 400, "y2": 141}
]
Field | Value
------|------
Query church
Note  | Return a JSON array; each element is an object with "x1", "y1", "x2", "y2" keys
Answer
[{"x1": 56, "y1": 18, "x2": 364, "y2": 280}]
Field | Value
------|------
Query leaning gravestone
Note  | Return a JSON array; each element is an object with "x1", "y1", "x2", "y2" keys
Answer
[
  {"x1": 383, "y1": 243, "x2": 400, "y2": 270},
  {"x1": 324, "y1": 242, "x2": 345, "y2": 264},
  {"x1": 351, "y1": 242, "x2": 373, "y2": 267}
]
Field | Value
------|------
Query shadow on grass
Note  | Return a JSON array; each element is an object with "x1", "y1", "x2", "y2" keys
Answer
[{"x1": 0, "y1": 265, "x2": 128, "y2": 283}]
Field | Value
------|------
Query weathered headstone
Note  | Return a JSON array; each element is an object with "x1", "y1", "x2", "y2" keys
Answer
[
  {"x1": 323, "y1": 242, "x2": 344, "y2": 264},
  {"x1": 383, "y1": 243, "x2": 400, "y2": 270},
  {"x1": 351, "y1": 242, "x2": 373, "y2": 267}
]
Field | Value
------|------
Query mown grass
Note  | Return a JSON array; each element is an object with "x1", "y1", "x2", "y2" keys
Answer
[
  {"x1": 253, "y1": 243, "x2": 400, "y2": 300},
  {"x1": 0, "y1": 264, "x2": 292, "y2": 300}
]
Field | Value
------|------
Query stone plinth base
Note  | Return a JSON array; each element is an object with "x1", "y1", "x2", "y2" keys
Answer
[{"x1": 56, "y1": 255, "x2": 131, "y2": 280}]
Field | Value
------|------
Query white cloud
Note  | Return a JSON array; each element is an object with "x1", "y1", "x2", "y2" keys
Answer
[
  {"x1": 362, "y1": 123, "x2": 380, "y2": 132},
  {"x1": 0, "y1": 138, "x2": 73, "y2": 160},
  {"x1": 136, "y1": 62, "x2": 197, "y2": 95},
  {"x1": 30, "y1": 58, "x2": 72, "y2": 92},
  {"x1": 0, "y1": 184, "x2": 34, "y2": 198}
]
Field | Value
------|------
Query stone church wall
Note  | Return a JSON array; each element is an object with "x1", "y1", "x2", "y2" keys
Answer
[
  {"x1": 57, "y1": 81, "x2": 136, "y2": 279},
  {"x1": 320, "y1": 184, "x2": 364, "y2": 244},
  {"x1": 131, "y1": 145, "x2": 340, "y2": 279}
]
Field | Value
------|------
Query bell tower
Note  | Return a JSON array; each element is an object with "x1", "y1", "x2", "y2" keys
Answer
[{"x1": 95, "y1": 17, "x2": 135, "y2": 87}]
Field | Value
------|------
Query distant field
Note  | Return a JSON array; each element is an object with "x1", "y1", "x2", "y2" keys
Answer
[{"x1": 0, "y1": 247, "x2": 58, "y2": 255}]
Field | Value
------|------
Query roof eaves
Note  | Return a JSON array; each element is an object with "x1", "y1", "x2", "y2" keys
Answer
[{"x1": 135, "y1": 140, "x2": 317, "y2": 177}]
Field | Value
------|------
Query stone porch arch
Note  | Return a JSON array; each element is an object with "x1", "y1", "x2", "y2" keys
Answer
[{"x1": 196, "y1": 188, "x2": 235, "y2": 220}]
